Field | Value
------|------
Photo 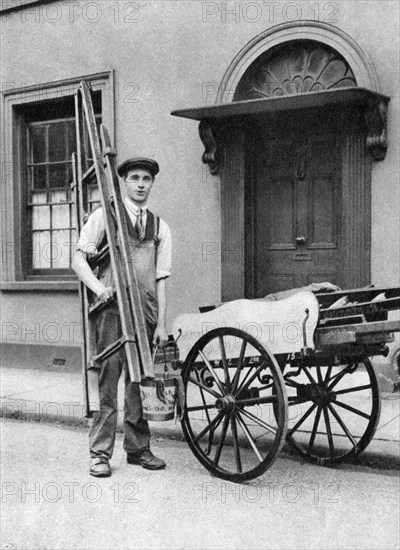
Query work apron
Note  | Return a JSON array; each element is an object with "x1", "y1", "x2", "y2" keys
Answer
[{"x1": 94, "y1": 208, "x2": 159, "y2": 334}]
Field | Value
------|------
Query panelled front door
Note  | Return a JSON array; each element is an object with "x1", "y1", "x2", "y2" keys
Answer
[{"x1": 247, "y1": 112, "x2": 342, "y2": 297}]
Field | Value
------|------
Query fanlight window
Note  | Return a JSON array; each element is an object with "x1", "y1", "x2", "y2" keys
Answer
[{"x1": 234, "y1": 40, "x2": 357, "y2": 101}]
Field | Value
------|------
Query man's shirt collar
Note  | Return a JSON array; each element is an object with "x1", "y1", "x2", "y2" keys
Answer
[{"x1": 124, "y1": 197, "x2": 147, "y2": 217}]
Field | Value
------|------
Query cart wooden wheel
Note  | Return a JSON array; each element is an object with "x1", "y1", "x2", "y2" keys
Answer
[
  {"x1": 282, "y1": 356, "x2": 381, "y2": 465},
  {"x1": 181, "y1": 327, "x2": 288, "y2": 482}
]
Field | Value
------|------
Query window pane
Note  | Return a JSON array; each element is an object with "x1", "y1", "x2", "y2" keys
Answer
[
  {"x1": 70, "y1": 229, "x2": 77, "y2": 249},
  {"x1": 53, "y1": 204, "x2": 70, "y2": 229},
  {"x1": 53, "y1": 230, "x2": 70, "y2": 268},
  {"x1": 71, "y1": 204, "x2": 77, "y2": 229},
  {"x1": 50, "y1": 190, "x2": 67, "y2": 203},
  {"x1": 33, "y1": 165, "x2": 47, "y2": 190},
  {"x1": 32, "y1": 231, "x2": 51, "y2": 269},
  {"x1": 89, "y1": 186, "x2": 100, "y2": 202},
  {"x1": 88, "y1": 186, "x2": 100, "y2": 212},
  {"x1": 49, "y1": 164, "x2": 67, "y2": 188},
  {"x1": 32, "y1": 205, "x2": 50, "y2": 230},
  {"x1": 67, "y1": 163, "x2": 74, "y2": 187},
  {"x1": 31, "y1": 126, "x2": 47, "y2": 163},
  {"x1": 31, "y1": 192, "x2": 47, "y2": 204},
  {"x1": 49, "y1": 122, "x2": 67, "y2": 162},
  {"x1": 67, "y1": 120, "x2": 76, "y2": 158}
]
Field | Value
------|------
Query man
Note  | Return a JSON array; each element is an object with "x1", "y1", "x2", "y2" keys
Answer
[{"x1": 72, "y1": 157, "x2": 171, "y2": 478}]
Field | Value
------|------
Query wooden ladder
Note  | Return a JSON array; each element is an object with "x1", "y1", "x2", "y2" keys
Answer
[{"x1": 72, "y1": 81, "x2": 154, "y2": 418}]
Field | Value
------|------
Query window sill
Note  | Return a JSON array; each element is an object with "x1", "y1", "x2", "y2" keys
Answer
[{"x1": 0, "y1": 281, "x2": 79, "y2": 292}]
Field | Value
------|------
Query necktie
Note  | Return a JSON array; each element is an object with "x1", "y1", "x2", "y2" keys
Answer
[{"x1": 135, "y1": 209, "x2": 145, "y2": 241}]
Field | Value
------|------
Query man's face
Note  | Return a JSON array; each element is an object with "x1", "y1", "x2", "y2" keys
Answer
[{"x1": 124, "y1": 168, "x2": 154, "y2": 204}]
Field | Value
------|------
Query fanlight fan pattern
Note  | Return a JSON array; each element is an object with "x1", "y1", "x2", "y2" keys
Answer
[{"x1": 234, "y1": 41, "x2": 357, "y2": 101}]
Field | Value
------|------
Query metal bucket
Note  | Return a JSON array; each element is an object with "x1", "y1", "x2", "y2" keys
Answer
[{"x1": 140, "y1": 378, "x2": 178, "y2": 421}]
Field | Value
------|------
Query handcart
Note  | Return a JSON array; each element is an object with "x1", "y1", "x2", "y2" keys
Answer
[{"x1": 171, "y1": 286, "x2": 400, "y2": 482}]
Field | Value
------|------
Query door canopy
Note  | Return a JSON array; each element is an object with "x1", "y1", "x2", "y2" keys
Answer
[{"x1": 171, "y1": 24, "x2": 389, "y2": 166}]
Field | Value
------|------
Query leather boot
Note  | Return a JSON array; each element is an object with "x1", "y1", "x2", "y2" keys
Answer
[
  {"x1": 127, "y1": 448, "x2": 166, "y2": 470},
  {"x1": 90, "y1": 457, "x2": 111, "y2": 477}
]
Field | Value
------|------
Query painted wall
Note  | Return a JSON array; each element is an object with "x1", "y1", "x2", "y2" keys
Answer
[{"x1": 1, "y1": 0, "x2": 399, "y2": 353}]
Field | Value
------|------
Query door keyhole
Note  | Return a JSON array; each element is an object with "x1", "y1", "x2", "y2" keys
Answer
[{"x1": 296, "y1": 236, "x2": 307, "y2": 246}]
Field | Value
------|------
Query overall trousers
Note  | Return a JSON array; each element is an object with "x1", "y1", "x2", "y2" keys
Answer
[{"x1": 89, "y1": 209, "x2": 159, "y2": 459}]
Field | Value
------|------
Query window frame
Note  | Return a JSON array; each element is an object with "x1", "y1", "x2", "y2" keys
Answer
[{"x1": 1, "y1": 71, "x2": 114, "y2": 289}]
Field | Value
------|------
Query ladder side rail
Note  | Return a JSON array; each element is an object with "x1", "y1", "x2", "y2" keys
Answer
[
  {"x1": 71, "y1": 151, "x2": 99, "y2": 417},
  {"x1": 74, "y1": 92, "x2": 102, "y2": 414},
  {"x1": 77, "y1": 82, "x2": 142, "y2": 381},
  {"x1": 100, "y1": 124, "x2": 154, "y2": 379}
]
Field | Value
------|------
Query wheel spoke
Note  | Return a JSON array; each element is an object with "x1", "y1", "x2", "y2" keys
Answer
[
  {"x1": 230, "y1": 415, "x2": 242, "y2": 473},
  {"x1": 186, "y1": 403, "x2": 216, "y2": 412},
  {"x1": 238, "y1": 407, "x2": 277, "y2": 435},
  {"x1": 206, "y1": 414, "x2": 224, "y2": 455},
  {"x1": 302, "y1": 366, "x2": 317, "y2": 384},
  {"x1": 198, "y1": 350, "x2": 226, "y2": 394},
  {"x1": 334, "y1": 399, "x2": 371, "y2": 420},
  {"x1": 308, "y1": 405, "x2": 322, "y2": 452},
  {"x1": 195, "y1": 369, "x2": 212, "y2": 425},
  {"x1": 322, "y1": 405, "x2": 335, "y2": 458},
  {"x1": 193, "y1": 411, "x2": 224, "y2": 444},
  {"x1": 287, "y1": 402, "x2": 317, "y2": 437},
  {"x1": 324, "y1": 365, "x2": 333, "y2": 386},
  {"x1": 219, "y1": 335, "x2": 231, "y2": 392},
  {"x1": 235, "y1": 365, "x2": 254, "y2": 395},
  {"x1": 236, "y1": 412, "x2": 263, "y2": 462},
  {"x1": 187, "y1": 375, "x2": 221, "y2": 399},
  {"x1": 213, "y1": 412, "x2": 231, "y2": 466},
  {"x1": 327, "y1": 403, "x2": 359, "y2": 450},
  {"x1": 288, "y1": 397, "x2": 308, "y2": 406},
  {"x1": 334, "y1": 384, "x2": 372, "y2": 396},
  {"x1": 231, "y1": 340, "x2": 246, "y2": 394},
  {"x1": 236, "y1": 361, "x2": 267, "y2": 397},
  {"x1": 328, "y1": 363, "x2": 357, "y2": 391}
]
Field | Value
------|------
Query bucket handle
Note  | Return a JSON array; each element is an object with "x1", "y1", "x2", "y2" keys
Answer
[
  {"x1": 155, "y1": 379, "x2": 176, "y2": 405},
  {"x1": 152, "y1": 343, "x2": 171, "y2": 377}
]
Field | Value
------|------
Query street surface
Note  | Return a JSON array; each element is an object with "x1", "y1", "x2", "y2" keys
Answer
[{"x1": 1, "y1": 420, "x2": 399, "y2": 550}]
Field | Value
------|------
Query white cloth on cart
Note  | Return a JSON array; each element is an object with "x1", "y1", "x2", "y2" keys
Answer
[{"x1": 173, "y1": 291, "x2": 319, "y2": 361}]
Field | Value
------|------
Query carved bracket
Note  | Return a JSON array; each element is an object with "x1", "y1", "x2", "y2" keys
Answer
[
  {"x1": 365, "y1": 98, "x2": 389, "y2": 161},
  {"x1": 199, "y1": 119, "x2": 219, "y2": 175}
]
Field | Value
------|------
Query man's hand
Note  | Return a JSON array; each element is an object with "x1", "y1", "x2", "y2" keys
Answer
[
  {"x1": 153, "y1": 325, "x2": 168, "y2": 348},
  {"x1": 96, "y1": 286, "x2": 114, "y2": 303},
  {"x1": 308, "y1": 282, "x2": 341, "y2": 293}
]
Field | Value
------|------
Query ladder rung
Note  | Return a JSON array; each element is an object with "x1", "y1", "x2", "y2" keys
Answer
[
  {"x1": 88, "y1": 289, "x2": 116, "y2": 316},
  {"x1": 87, "y1": 244, "x2": 110, "y2": 271},
  {"x1": 91, "y1": 334, "x2": 137, "y2": 364},
  {"x1": 81, "y1": 164, "x2": 96, "y2": 184}
]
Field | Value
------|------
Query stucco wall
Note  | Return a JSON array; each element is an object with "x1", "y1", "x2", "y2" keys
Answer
[{"x1": 1, "y1": 0, "x2": 399, "y2": 351}]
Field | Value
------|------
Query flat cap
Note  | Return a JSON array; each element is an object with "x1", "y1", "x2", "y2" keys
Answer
[{"x1": 117, "y1": 157, "x2": 159, "y2": 178}]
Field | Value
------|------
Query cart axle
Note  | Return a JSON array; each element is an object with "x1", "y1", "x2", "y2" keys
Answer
[
  {"x1": 297, "y1": 383, "x2": 337, "y2": 406},
  {"x1": 215, "y1": 394, "x2": 235, "y2": 412}
]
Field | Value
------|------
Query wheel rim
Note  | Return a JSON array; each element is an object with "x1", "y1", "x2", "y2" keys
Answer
[
  {"x1": 283, "y1": 356, "x2": 381, "y2": 465},
  {"x1": 181, "y1": 328, "x2": 288, "y2": 482}
]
